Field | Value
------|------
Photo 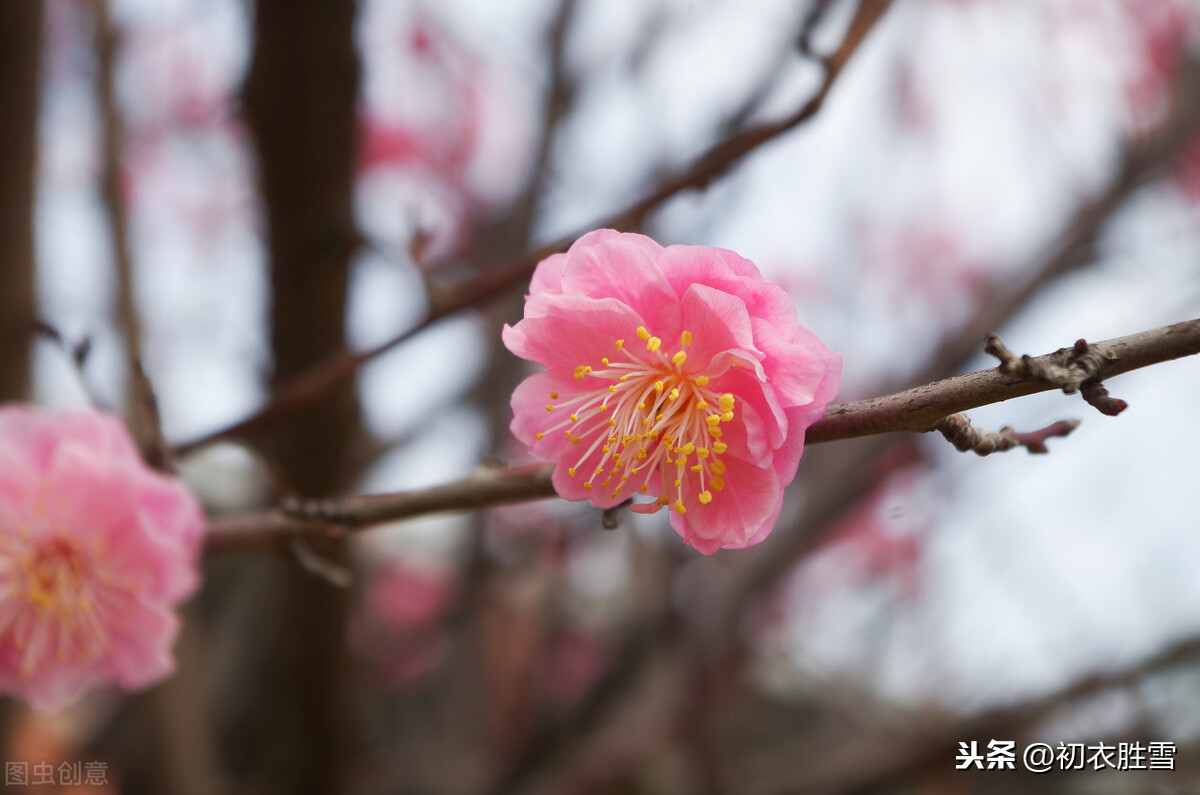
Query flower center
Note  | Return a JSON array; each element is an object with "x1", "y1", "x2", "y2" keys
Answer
[
  {"x1": 0, "y1": 535, "x2": 122, "y2": 678},
  {"x1": 541, "y1": 326, "x2": 735, "y2": 512}
]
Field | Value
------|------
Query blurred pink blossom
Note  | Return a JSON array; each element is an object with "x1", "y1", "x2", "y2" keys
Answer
[
  {"x1": 0, "y1": 405, "x2": 205, "y2": 712},
  {"x1": 503, "y1": 230, "x2": 842, "y2": 554},
  {"x1": 350, "y1": 561, "x2": 457, "y2": 689}
]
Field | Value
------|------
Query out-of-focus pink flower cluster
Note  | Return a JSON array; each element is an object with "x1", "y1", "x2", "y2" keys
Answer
[
  {"x1": 503, "y1": 230, "x2": 841, "y2": 554},
  {"x1": 0, "y1": 406, "x2": 205, "y2": 712},
  {"x1": 349, "y1": 561, "x2": 457, "y2": 689}
]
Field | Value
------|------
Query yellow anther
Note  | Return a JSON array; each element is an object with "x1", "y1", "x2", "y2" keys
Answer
[
  {"x1": 620, "y1": 374, "x2": 629, "y2": 382},
  {"x1": 696, "y1": 447, "x2": 709, "y2": 459},
  {"x1": 549, "y1": 391, "x2": 559, "y2": 399},
  {"x1": 570, "y1": 413, "x2": 578, "y2": 422},
  {"x1": 636, "y1": 326, "x2": 651, "y2": 341},
  {"x1": 711, "y1": 476, "x2": 725, "y2": 491},
  {"x1": 536, "y1": 432, "x2": 544, "y2": 439},
  {"x1": 696, "y1": 400, "x2": 708, "y2": 410},
  {"x1": 546, "y1": 404, "x2": 555, "y2": 412},
  {"x1": 574, "y1": 365, "x2": 592, "y2": 379},
  {"x1": 706, "y1": 414, "x2": 721, "y2": 427},
  {"x1": 608, "y1": 419, "x2": 617, "y2": 426},
  {"x1": 681, "y1": 442, "x2": 696, "y2": 455},
  {"x1": 602, "y1": 357, "x2": 610, "y2": 366},
  {"x1": 615, "y1": 338, "x2": 624, "y2": 349},
  {"x1": 713, "y1": 441, "x2": 728, "y2": 454},
  {"x1": 656, "y1": 496, "x2": 669, "y2": 505},
  {"x1": 609, "y1": 385, "x2": 618, "y2": 392},
  {"x1": 568, "y1": 467, "x2": 577, "y2": 477},
  {"x1": 673, "y1": 478, "x2": 681, "y2": 487},
  {"x1": 656, "y1": 412, "x2": 665, "y2": 421},
  {"x1": 694, "y1": 375, "x2": 710, "y2": 386},
  {"x1": 647, "y1": 337, "x2": 662, "y2": 352},
  {"x1": 637, "y1": 402, "x2": 646, "y2": 410},
  {"x1": 611, "y1": 488, "x2": 622, "y2": 497},
  {"x1": 698, "y1": 491, "x2": 713, "y2": 504},
  {"x1": 565, "y1": 430, "x2": 572, "y2": 438},
  {"x1": 583, "y1": 482, "x2": 593, "y2": 490},
  {"x1": 710, "y1": 427, "x2": 722, "y2": 438},
  {"x1": 655, "y1": 381, "x2": 664, "y2": 393},
  {"x1": 673, "y1": 499, "x2": 686, "y2": 513},
  {"x1": 672, "y1": 351, "x2": 687, "y2": 366},
  {"x1": 720, "y1": 394, "x2": 735, "y2": 410},
  {"x1": 571, "y1": 438, "x2": 581, "y2": 444},
  {"x1": 667, "y1": 388, "x2": 680, "y2": 401},
  {"x1": 712, "y1": 460, "x2": 726, "y2": 475},
  {"x1": 681, "y1": 330, "x2": 693, "y2": 346},
  {"x1": 721, "y1": 411, "x2": 734, "y2": 423},
  {"x1": 640, "y1": 485, "x2": 649, "y2": 493},
  {"x1": 690, "y1": 464, "x2": 703, "y2": 472},
  {"x1": 601, "y1": 479, "x2": 611, "y2": 487},
  {"x1": 662, "y1": 434, "x2": 675, "y2": 445}
]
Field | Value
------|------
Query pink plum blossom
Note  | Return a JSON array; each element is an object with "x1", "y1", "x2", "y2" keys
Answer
[
  {"x1": 503, "y1": 230, "x2": 841, "y2": 554},
  {"x1": 0, "y1": 405, "x2": 206, "y2": 711}
]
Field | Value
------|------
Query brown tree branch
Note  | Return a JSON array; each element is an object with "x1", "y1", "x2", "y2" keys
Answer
[
  {"x1": 173, "y1": 0, "x2": 894, "y2": 457},
  {"x1": 204, "y1": 316, "x2": 1200, "y2": 553}
]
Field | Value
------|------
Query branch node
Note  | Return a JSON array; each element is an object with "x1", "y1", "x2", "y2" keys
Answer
[{"x1": 985, "y1": 334, "x2": 1127, "y2": 416}]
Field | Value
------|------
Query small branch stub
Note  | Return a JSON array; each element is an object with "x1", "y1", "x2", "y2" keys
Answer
[
  {"x1": 985, "y1": 334, "x2": 1128, "y2": 416},
  {"x1": 933, "y1": 414, "x2": 1081, "y2": 456}
]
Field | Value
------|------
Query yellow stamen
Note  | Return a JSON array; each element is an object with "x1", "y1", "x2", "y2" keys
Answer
[
  {"x1": 694, "y1": 375, "x2": 710, "y2": 386},
  {"x1": 673, "y1": 499, "x2": 686, "y2": 513},
  {"x1": 636, "y1": 326, "x2": 651, "y2": 340},
  {"x1": 681, "y1": 330, "x2": 693, "y2": 346},
  {"x1": 672, "y1": 351, "x2": 687, "y2": 366},
  {"x1": 647, "y1": 337, "x2": 662, "y2": 352}
]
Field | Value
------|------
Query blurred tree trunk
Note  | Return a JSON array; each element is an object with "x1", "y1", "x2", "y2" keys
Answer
[
  {"x1": 0, "y1": 0, "x2": 42, "y2": 404},
  {"x1": 243, "y1": 1, "x2": 361, "y2": 793},
  {"x1": 0, "y1": 0, "x2": 42, "y2": 754}
]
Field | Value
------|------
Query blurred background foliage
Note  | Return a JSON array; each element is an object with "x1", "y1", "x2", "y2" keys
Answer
[{"x1": 4, "y1": 0, "x2": 1200, "y2": 793}]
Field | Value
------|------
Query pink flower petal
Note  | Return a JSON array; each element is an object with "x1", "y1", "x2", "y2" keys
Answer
[
  {"x1": 0, "y1": 404, "x2": 206, "y2": 711},
  {"x1": 505, "y1": 231, "x2": 841, "y2": 554}
]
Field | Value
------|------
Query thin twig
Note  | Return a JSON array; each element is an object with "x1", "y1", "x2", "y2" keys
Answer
[{"x1": 933, "y1": 414, "x2": 1080, "y2": 455}]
